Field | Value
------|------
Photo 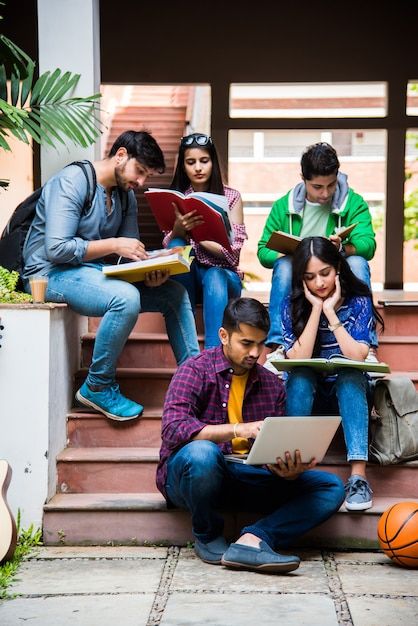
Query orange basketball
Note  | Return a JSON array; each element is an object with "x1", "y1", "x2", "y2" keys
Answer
[{"x1": 377, "y1": 501, "x2": 418, "y2": 568}]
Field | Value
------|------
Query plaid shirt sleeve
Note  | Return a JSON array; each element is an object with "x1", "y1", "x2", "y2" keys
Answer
[{"x1": 161, "y1": 358, "x2": 209, "y2": 451}]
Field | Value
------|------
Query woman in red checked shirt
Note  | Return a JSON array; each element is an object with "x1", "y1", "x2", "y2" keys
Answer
[{"x1": 163, "y1": 133, "x2": 247, "y2": 348}]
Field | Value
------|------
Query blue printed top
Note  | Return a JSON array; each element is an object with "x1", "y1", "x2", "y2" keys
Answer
[{"x1": 281, "y1": 294, "x2": 373, "y2": 361}]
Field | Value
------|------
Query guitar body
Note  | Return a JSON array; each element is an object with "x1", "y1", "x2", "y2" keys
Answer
[{"x1": 0, "y1": 460, "x2": 17, "y2": 564}]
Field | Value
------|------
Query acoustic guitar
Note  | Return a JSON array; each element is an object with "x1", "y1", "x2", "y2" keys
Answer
[{"x1": 0, "y1": 460, "x2": 17, "y2": 564}]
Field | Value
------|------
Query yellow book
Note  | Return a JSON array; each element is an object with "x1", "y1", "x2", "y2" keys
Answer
[{"x1": 102, "y1": 251, "x2": 190, "y2": 283}]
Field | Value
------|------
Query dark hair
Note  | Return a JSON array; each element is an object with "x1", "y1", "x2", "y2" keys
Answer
[
  {"x1": 170, "y1": 133, "x2": 225, "y2": 195},
  {"x1": 222, "y1": 297, "x2": 270, "y2": 334},
  {"x1": 301, "y1": 142, "x2": 340, "y2": 180},
  {"x1": 290, "y1": 237, "x2": 383, "y2": 347},
  {"x1": 108, "y1": 130, "x2": 165, "y2": 173}
]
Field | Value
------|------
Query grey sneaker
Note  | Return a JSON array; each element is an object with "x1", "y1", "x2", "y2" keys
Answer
[
  {"x1": 263, "y1": 346, "x2": 285, "y2": 376},
  {"x1": 344, "y1": 475, "x2": 373, "y2": 511},
  {"x1": 365, "y1": 348, "x2": 385, "y2": 379}
]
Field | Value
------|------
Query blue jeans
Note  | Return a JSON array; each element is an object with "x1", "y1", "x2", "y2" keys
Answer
[
  {"x1": 45, "y1": 263, "x2": 200, "y2": 387},
  {"x1": 267, "y1": 254, "x2": 377, "y2": 348},
  {"x1": 174, "y1": 261, "x2": 242, "y2": 348},
  {"x1": 285, "y1": 367, "x2": 372, "y2": 461},
  {"x1": 165, "y1": 440, "x2": 345, "y2": 547}
]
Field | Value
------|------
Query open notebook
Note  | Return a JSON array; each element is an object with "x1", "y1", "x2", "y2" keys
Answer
[{"x1": 224, "y1": 415, "x2": 341, "y2": 465}]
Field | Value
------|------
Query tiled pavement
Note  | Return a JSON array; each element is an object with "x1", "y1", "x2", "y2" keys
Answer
[{"x1": 1, "y1": 546, "x2": 418, "y2": 625}]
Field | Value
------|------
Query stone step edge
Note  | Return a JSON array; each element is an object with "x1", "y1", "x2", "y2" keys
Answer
[
  {"x1": 68, "y1": 408, "x2": 162, "y2": 419},
  {"x1": 81, "y1": 332, "x2": 418, "y2": 344},
  {"x1": 74, "y1": 367, "x2": 418, "y2": 380},
  {"x1": 56, "y1": 446, "x2": 418, "y2": 467},
  {"x1": 44, "y1": 492, "x2": 416, "y2": 514},
  {"x1": 82, "y1": 332, "x2": 205, "y2": 342}
]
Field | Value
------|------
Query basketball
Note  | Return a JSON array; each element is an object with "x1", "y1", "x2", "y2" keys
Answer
[{"x1": 377, "y1": 501, "x2": 418, "y2": 568}]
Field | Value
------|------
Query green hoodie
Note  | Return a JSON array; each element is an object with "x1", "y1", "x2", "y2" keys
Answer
[{"x1": 257, "y1": 176, "x2": 376, "y2": 269}]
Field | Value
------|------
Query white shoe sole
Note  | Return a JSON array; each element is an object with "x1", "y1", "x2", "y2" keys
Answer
[
  {"x1": 344, "y1": 499, "x2": 373, "y2": 511},
  {"x1": 75, "y1": 389, "x2": 141, "y2": 422}
]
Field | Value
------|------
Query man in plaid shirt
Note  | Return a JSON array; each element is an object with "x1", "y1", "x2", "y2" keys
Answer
[{"x1": 157, "y1": 297, "x2": 345, "y2": 574}]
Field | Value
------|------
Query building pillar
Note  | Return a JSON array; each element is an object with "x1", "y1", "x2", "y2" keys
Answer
[{"x1": 37, "y1": 0, "x2": 101, "y2": 182}]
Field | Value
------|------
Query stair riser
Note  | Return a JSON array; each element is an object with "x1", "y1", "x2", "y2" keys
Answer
[
  {"x1": 376, "y1": 343, "x2": 418, "y2": 370},
  {"x1": 67, "y1": 417, "x2": 162, "y2": 448},
  {"x1": 378, "y1": 308, "x2": 418, "y2": 335},
  {"x1": 88, "y1": 309, "x2": 204, "y2": 334},
  {"x1": 57, "y1": 462, "x2": 159, "y2": 494},
  {"x1": 81, "y1": 340, "x2": 178, "y2": 369},
  {"x1": 74, "y1": 374, "x2": 172, "y2": 406},
  {"x1": 42, "y1": 509, "x2": 380, "y2": 548},
  {"x1": 56, "y1": 459, "x2": 418, "y2": 498}
]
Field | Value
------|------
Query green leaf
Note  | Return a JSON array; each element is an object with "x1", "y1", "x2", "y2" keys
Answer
[{"x1": 10, "y1": 65, "x2": 20, "y2": 106}]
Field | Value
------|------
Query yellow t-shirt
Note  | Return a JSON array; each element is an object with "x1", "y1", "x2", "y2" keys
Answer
[{"x1": 228, "y1": 372, "x2": 250, "y2": 454}]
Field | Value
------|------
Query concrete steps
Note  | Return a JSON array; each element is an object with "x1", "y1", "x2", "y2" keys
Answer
[
  {"x1": 43, "y1": 293, "x2": 418, "y2": 548},
  {"x1": 42, "y1": 493, "x2": 417, "y2": 549}
]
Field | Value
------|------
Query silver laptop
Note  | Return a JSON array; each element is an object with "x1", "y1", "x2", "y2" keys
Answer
[{"x1": 224, "y1": 415, "x2": 341, "y2": 465}]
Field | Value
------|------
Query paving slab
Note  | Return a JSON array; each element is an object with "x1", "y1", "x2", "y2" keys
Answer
[
  {"x1": 32, "y1": 546, "x2": 168, "y2": 560},
  {"x1": 9, "y1": 558, "x2": 164, "y2": 595},
  {"x1": 337, "y1": 562, "x2": 418, "y2": 596},
  {"x1": 160, "y1": 592, "x2": 339, "y2": 626},
  {"x1": 0, "y1": 594, "x2": 154, "y2": 626},
  {"x1": 333, "y1": 550, "x2": 388, "y2": 564},
  {"x1": 171, "y1": 549, "x2": 329, "y2": 593},
  {"x1": 347, "y1": 596, "x2": 418, "y2": 626}
]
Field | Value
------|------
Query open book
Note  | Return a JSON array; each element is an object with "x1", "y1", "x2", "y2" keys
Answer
[
  {"x1": 266, "y1": 223, "x2": 358, "y2": 255},
  {"x1": 144, "y1": 188, "x2": 234, "y2": 251},
  {"x1": 102, "y1": 250, "x2": 190, "y2": 283},
  {"x1": 270, "y1": 354, "x2": 391, "y2": 375}
]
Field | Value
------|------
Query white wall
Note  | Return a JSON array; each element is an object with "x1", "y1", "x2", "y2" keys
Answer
[
  {"x1": 0, "y1": 304, "x2": 85, "y2": 530},
  {"x1": 37, "y1": 0, "x2": 101, "y2": 182}
]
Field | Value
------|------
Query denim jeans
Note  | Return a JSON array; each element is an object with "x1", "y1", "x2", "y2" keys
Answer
[
  {"x1": 174, "y1": 261, "x2": 242, "y2": 348},
  {"x1": 267, "y1": 254, "x2": 377, "y2": 348},
  {"x1": 45, "y1": 263, "x2": 200, "y2": 387},
  {"x1": 165, "y1": 440, "x2": 345, "y2": 548},
  {"x1": 285, "y1": 367, "x2": 372, "y2": 461}
]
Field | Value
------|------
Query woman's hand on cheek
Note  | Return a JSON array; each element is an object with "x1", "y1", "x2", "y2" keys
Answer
[
  {"x1": 323, "y1": 273, "x2": 341, "y2": 313},
  {"x1": 303, "y1": 281, "x2": 323, "y2": 310}
]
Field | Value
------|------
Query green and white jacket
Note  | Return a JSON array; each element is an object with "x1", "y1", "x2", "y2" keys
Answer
[{"x1": 257, "y1": 173, "x2": 376, "y2": 268}]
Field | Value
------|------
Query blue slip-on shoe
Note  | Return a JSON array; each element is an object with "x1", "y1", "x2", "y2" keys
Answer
[
  {"x1": 76, "y1": 381, "x2": 143, "y2": 422},
  {"x1": 221, "y1": 540, "x2": 300, "y2": 574},
  {"x1": 344, "y1": 475, "x2": 373, "y2": 511},
  {"x1": 194, "y1": 536, "x2": 230, "y2": 565}
]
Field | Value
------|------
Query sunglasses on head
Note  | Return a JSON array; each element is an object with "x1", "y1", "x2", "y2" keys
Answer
[{"x1": 181, "y1": 134, "x2": 213, "y2": 147}]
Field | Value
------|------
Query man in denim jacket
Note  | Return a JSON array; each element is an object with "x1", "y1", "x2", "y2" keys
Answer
[{"x1": 23, "y1": 130, "x2": 199, "y2": 421}]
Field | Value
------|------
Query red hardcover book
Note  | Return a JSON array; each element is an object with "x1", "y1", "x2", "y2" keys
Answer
[{"x1": 144, "y1": 188, "x2": 234, "y2": 251}]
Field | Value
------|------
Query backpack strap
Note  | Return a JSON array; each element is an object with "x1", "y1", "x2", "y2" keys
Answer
[
  {"x1": 67, "y1": 160, "x2": 129, "y2": 217},
  {"x1": 69, "y1": 160, "x2": 97, "y2": 215}
]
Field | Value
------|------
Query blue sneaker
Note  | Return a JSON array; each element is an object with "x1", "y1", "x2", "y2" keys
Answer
[
  {"x1": 76, "y1": 382, "x2": 143, "y2": 422},
  {"x1": 344, "y1": 475, "x2": 373, "y2": 511}
]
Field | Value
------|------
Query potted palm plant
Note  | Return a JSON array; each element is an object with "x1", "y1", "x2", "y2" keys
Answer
[{"x1": 0, "y1": 16, "x2": 102, "y2": 189}]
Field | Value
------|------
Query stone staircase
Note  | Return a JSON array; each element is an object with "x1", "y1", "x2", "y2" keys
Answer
[{"x1": 43, "y1": 295, "x2": 418, "y2": 548}]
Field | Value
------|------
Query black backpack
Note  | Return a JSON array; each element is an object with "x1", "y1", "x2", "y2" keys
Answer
[{"x1": 0, "y1": 160, "x2": 97, "y2": 282}]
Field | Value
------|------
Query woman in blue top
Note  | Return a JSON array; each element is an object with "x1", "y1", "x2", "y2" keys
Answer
[{"x1": 282, "y1": 236, "x2": 384, "y2": 511}]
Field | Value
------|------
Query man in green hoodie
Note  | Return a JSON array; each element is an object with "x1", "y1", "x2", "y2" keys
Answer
[{"x1": 257, "y1": 142, "x2": 377, "y2": 370}]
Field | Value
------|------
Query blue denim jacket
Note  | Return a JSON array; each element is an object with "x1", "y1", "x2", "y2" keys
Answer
[{"x1": 22, "y1": 164, "x2": 138, "y2": 279}]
